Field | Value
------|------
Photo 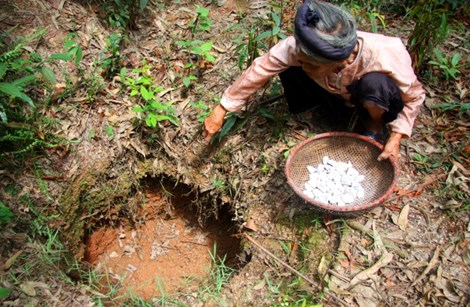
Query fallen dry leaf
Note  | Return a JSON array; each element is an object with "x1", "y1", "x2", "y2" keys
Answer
[
  {"x1": 435, "y1": 265, "x2": 461, "y2": 303},
  {"x1": 3, "y1": 250, "x2": 23, "y2": 270},
  {"x1": 243, "y1": 219, "x2": 258, "y2": 232},
  {"x1": 348, "y1": 252, "x2": 393, "y2": 288},
  {"x1": 397, "y1": 204, "x2": 410, "y2": 231},
  {"x1": 253, "y1": 279, "x2": 265, "y2": 290},
  {"x1": 462, "y1": 245, "x2": 470, "y2": 265},
  {"x1": 410, "y1": 247, "x2": 440, "y2": 288},
  {"x1": 19, "y1": 282, "x2": 37, "y2": 296}
]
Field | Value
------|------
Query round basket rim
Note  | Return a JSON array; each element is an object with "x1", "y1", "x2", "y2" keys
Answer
[{"x1": 285, "y1": 132, "x2": 399, "y2": 213}]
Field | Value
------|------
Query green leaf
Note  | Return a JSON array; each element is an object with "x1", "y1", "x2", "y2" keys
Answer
[
  {"x1": 0, "y1": 82, "x2": 34, "y2": 106},
  {"x1": 0, "y1": 287, "x2": 11, "y2": 299},
  {"x1": 30, "y1": 52, "x2": 42, "y2": 62},
  {"x1": 132, "y1": 106, "x2": 144, "y2": 113},
  {"x1": 167, "y1": 115, "x2": 179, "y2": 126},
  {"x1": 40, "y1": 67, "x2": 56, "y2": 83},
  {"x1": 237, "y1": 48, "x2": 247, "y2": 71},
  {"x1": 258, "y1": 108, "x2": 275, "y2": 121},
  {"x1": 0, "y1": 202, "x2": 14, "y2": 225},
  {"x1": 12, "y1": 74, "x2": 36, "y2": 86},
  {"x1": 217, "y1": 115, "x2": 237, "y2": 142},
  {"x1": 204, "y1": 53, "x2": 216, "y2": 63},
  {"x1": 183, "y1": 76, "x2": 191, "y2": 87},
  {"x1": 50, "y1": 53, "x2": 73, "y2": 61},
  {"x1": 196, "y1": 6, "x2": 209, "y2": 17},
  {"x1": 0, "y1": 105, "x2": 7, "y2": 123},
  {"x1": 200, "y1": 41, "x2": 213, "y2": 53},
  {"x1": 154, "y1": 114, "x2": 173, "y2": 122},
  {"x1": 433, "y1": 49, "x2": 445, "y2": 64},
  {"x1": 105, "y1": 125, "x2": 114, "y2": 138},
  {"x1": 63, "y1": 40, "x2": 76, "y2": 50},
  {"x1": 176, "y1": 40, "x2": 189, "y2": 47},
  {"x1": 255, "y1": 31, "x2": 272, "y2": 42},
  {"x1": 272, "y1": 26, "x2": 280, "y2": 36},
  {"x1": 137, "y1": 77, "x2": 152, "y2": 85},
  {"x1": 451, "y1": 53, "x2": 461, "y2": 67},
  {"x1": 271, "y1": 12, "x2": 281, "y2": 26},
  {"x1": 140, "y1": 86, "x2": 152, "y2": 101},
  {"x1": 0, "y1": 63, "x2": 7, "y2": 80},
  {"x1": 150, "y1": 101, "x2": 167, "y2": 110},
  {"x1": 75, "y1": 46, "x2": 82, "y2": 66},
  {"x1": 139, "y1": 0, "x2": 149, "y2": 10},
  {"x1": 146, "y1": 113, "x2": 157, "y2": 127}
]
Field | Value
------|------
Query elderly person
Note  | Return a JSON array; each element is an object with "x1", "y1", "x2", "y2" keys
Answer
[{"x1": 204, "y1": 0, "x2": 425, "y2": 162}]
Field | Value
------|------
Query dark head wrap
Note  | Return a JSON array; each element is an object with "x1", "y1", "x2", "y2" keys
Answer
[{"x1": 294, "y1": 1, "x2": 357, "y2": 61}]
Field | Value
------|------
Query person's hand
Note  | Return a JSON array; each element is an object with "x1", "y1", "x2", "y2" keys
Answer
[
  {"x1": 378, "y1": 132, "x2": 402, "y2": 162},
  {"x1": 203, "y1": 104, "x2": 227, "y2": 144}
]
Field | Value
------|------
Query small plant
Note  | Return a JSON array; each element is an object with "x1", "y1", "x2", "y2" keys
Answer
[
  {"x1": 234, "y1": 26, "x2": 260, "y2": 71},
  {"x1": 176, "y1": 40, "x2": 216, "y2": 65},
  {"x1": 258, "y1": 106, "x2": 288, "y2": 140},
  {"x1": 0, "y1": 288, "x2": 11, "y2": 299},
  {"x1": 212, "y1": 114, "x2": 238, "y2": 144},
  {"x1": 342, "y1": 1, "x2": 387, "y2": 33},
  {"x1": 50, "y1": 32, "x2": 83, "y2": 67},
  {"x1": 198, "y1": 244, "x2": 236, "y2": 301},
  {"x1": 0, "y1": 29, "x2": 56, "y2": 122},
  {"x1": 211, "y1": 176, "x2": 226, "y2": 190},
  {"x1": 411, "y1": 153, "x2": 432, "y2": 173},
  {"x1": 190, "y1": 100, "x2": 212, "y2": 122},
  {"x1": 255, "y1": 12, "x2": 287, "y2": 48},
  {"x1": 283, "y1": 140, "x2": 297, "y2": 159},
  {"x1": 0, "y1": 128, "x2": 58, "y2": 157},
  {"x1": 431, "y1": 97, "x2": 469, "y2": 115},
  {"x1": 406, "y1": 0, "x2": 454, "y2": 72},
  {"x1": 0, "y1": 201, "x2": 14, "y2": 225},
  {"x1": 120, "y1": 64, "x2": 178, "y2": 128},
  {"x1": 189, "y1": 5, "x2": 212, "y2": 34},
  {"x1": 366, "y1": 10, "x2": 386, "y2": 33},
  {"x1": 428, "y1": 49, "x2": 462, "y2": 80},
  {"x1": 99, "y1": 32, "x2": 124, "y2": 79},
  {"x1": 176, "y1": 40, "x2": 216, "y2": 88},
  {"x1": 103, "y1": 0, "x2": 149, "y2": 29}
]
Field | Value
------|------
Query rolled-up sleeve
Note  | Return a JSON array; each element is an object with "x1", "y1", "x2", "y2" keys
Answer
[
  {"x1": 221, "y1": 36, "x2": 301, "y2": 112},
  {"x1": 380, "y1": 39, "x2": 425, "y2": 137}
]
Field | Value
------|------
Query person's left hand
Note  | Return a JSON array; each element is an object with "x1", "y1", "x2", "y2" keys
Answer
[{"x1": 378, "y1": 132, "x2": 402, "y2": 162}]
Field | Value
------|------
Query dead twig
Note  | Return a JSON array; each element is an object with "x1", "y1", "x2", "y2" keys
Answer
[
  {"x1": 408, "y1": 247, "x2": 440, "y2": 289},
  {"x1": 385, "y1": 173, "x2": 447, "y2": 204},
  {"x1": 346, "y1": 220, "x2": 409, "y2": 259},
  {"x1": 243, "y1": 232, "x2": 349, "y2": 306},
  {"x1": 328, "y1": 269, "x2": 351, "y2": 283}
]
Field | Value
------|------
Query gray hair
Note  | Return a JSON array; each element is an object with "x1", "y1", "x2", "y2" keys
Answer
[{"x1": 296, "y1": 0, "x2": 357, "y2": 63}]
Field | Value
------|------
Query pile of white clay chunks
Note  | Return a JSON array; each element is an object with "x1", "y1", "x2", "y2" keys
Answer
[{"x1": 302, "y1": 156, "x2": 365, "y2": 206}]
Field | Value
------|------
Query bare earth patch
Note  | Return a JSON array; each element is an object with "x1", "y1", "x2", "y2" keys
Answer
[{"x1": 84, "y1": 179, "x2": 241, "y2": 300}]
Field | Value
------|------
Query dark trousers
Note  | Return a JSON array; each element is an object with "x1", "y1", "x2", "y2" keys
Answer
[{"x1": 279, "y1": 67, "x2": 404, "y2": 132}]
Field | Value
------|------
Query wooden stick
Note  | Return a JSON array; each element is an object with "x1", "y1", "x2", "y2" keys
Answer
[
  {"x1": 384, "y1": 173, "x2": 446, "y2": 204},
  {"x1": 243, "y1": 233, "x2": 349, "y2": 306},
  {"x1": 346, "y1": 220, "x2": 409, "y2": 259}
]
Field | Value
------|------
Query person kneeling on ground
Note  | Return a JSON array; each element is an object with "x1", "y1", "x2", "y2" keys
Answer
[{"x1": 203, "y1": 0, "x2": 425, "y2": 162}]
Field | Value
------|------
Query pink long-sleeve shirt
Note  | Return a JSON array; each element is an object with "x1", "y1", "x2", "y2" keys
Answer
[{"x1": 220, "y1": 31, "x2": 425, "y2": 137}]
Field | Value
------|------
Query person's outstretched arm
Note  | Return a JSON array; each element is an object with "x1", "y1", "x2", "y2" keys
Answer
[{"x1": 203, "y1": 37, "x2": 301, "y2": 143}]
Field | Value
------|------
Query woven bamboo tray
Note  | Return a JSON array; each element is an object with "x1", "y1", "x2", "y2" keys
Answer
[{"x1": 285, "y1": 132, "x2": 398, "y2": 215}]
